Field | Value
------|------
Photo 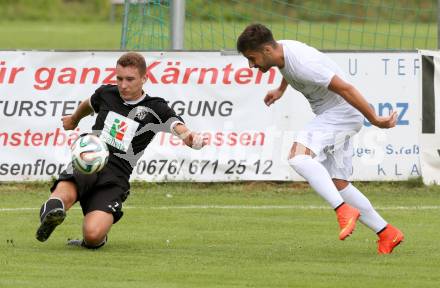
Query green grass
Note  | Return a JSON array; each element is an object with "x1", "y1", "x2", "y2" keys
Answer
[
  {"x1": 0, "y1": 21, "x2": 121, "y2": 50},
  {"x1": 1, "y1": 20, "x2": 436, "y2": 51},
  {"x1": 1, "y1": 181, "x2": 440, "y2": 288}
]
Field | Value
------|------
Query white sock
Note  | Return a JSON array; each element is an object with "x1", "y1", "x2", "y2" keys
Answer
[
  {"x1": 289, "y1": 155, "x2": 344, "y2": 209},
  {"x1": 339, "y1": 184, "x2": 387, "y2": 233}
]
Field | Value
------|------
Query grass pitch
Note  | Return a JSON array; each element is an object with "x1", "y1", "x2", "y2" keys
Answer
[
  {"x1": 0, "y1": 21, "x2": 121, "y2": 50},
  {"x1": 1, "y1": 181, "x2": 440, "y2": 288},
  {"x1": 0, "y1": 21, "x2": 436, "y2": 51}
]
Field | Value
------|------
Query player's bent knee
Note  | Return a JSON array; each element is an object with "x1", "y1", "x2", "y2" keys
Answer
[
  {"x1": 332, "y1": 179, "x2": 350, "y2": 191},
  {"x1": 83, "y1": 210, "x2": 113, "y2": 246},
  {"x1": 83, "y1": 228, "x2": 107, "y2": 246}
]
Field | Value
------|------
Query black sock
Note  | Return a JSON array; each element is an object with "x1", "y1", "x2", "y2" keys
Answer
[
  {"x1": 376, "y1": 225, "x2": 387, "y2": 235},
  {"x1": 39, "y1": 198, "x2": 64, "y2": 221},
  {"x1": 334, "y1": 202, "x2": 345, "y2": 211},
  {"x1": 82, "y1": 236, "x2": 107, "y2": 250}
]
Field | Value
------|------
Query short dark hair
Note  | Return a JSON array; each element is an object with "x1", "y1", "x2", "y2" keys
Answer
[
  {"x1": 117, "y1": 52, "x2": 147, "y2": 76},
  {"x1": 236, "y1": 23, "x2": 277, "y2": 53}
]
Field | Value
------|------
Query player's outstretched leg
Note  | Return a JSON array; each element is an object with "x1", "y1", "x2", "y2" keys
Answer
[
  {"x1": 377, "y1": 224, "x2": 404, "y2": 254},
  {"x1": 36, "y1": 197, "x2": 66, "y2": 242}
]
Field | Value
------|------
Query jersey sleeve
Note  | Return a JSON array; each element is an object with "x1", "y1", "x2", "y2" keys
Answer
[
  {"x1": 152, "y1": 99, "x2": 185, "y2": 133},
  {"x1": 89, "y1": 85, "x2": 106, "y2": 113}
]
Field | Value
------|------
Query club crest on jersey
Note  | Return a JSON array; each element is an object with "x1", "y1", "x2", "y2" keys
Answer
[
  {"x1": 135, "y1": 106, "x2": 149, "y2": 121},
  {"x1": 100, "y1": 111, "x2": 139, "y2": 152}
]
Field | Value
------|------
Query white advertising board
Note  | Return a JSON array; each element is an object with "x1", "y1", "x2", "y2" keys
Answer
[{"x1": 0, "y1": 51, "x2": 420, "y2": 181}]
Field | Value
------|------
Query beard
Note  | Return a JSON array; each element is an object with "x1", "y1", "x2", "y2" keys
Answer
[{"x1": 258, "y1": 66, "x2": 270, "y2": 73}]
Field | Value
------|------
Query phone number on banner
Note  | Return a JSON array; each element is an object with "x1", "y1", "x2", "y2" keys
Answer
[{"x1": 135, "y1": 159, "x2": 274, "y2": 176}]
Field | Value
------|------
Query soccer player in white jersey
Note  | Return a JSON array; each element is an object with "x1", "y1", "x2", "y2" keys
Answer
[{"x1": 237, "y1": 23, "x2": 403, "y2": 254}]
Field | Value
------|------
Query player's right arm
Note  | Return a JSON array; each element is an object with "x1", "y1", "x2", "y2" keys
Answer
[
  {"x1": 328, "y1": 75, "x2": 397, "y2": 128},
  {"x1": 264, "y1": 77, "x2": 288, "y2": 106},
  {"x1": 62, "y1": 98, "x2": 94, "y2": 130}
]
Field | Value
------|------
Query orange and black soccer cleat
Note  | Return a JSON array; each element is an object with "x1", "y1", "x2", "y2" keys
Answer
[
  {"x1": 336, "y1": 203, "x2": 360, "y2": 240},
  {"x1": 377, "y1": 224, "x2": 404, "y2": 254}
]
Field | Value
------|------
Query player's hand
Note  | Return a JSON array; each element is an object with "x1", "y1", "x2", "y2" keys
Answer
[
  {"x1": 264, "y1": 88, "x2": 284, "y2": 106},
  {"x1": 191, "y1": 132, "x2": 208, "y2": 150},
  {"x1": 62, "y1": 115, "x2": 79, "y2": 130},
  {"x1": 372, "y1": 111, "x2": 397, "y2": 129}
]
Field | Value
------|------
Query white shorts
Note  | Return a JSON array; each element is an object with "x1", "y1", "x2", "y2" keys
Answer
[{"x1": 294, "y1": 103, "x2": 364, "y2": 180}]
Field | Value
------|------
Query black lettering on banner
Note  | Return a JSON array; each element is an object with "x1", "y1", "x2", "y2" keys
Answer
[
  {"x1": 169, "y1": 100, "x2": 233, "y2": 117},
  {"x1": 0, "y1": 100, "x2": 81, "y2": 117},
  {"x1": 422, "y1": 55, "x2": 435, "y2": 134},
  {"x1": 253, "y1": 160, "x2": 273, "y2": 175},
  {"x1": 211, "y1": 160, "x2": 218, "y2": 174},
  {"x1": 225, "y1": 160, "x2": 235, "y2": 174},
  {"x1": 158, "y1": 159, "x2": 167, "y2": 174},
  {"x1": 262, "y1": 160, "x2": 273, "y2": 175},
  {"x1": 134, "y1": 159, "x2": 273, "y2": 176},
  {"x1": 0, "y1": 160, "x2": 66, "y2": 176}
]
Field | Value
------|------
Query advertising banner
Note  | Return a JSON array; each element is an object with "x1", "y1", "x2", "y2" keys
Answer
[
  {"x1": 0, "y1": 51, "x2": 420, "y2": 181},
  {"x1": 419, "y1": 50, "x2": 440, "y2": 185}
]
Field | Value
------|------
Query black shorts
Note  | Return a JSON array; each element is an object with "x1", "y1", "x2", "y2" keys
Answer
[{"x1": 50, "y1": 164, "x2": 130, "y2": 224}]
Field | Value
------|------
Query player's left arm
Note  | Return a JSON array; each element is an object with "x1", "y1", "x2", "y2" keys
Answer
[
  {"x1": 328, "y1": 75, "x2": 397, "y2": 129},
  {"x1": 154, "y1": 99, "x2": 207, "y2": 149},
  {"x1": 171, "y1": 123, "x2": 207, "y2": 150}
]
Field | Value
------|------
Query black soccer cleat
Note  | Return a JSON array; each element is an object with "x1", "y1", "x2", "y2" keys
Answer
[{"x1": 36, "y1": 198, "x2": 66, "y2": 242}]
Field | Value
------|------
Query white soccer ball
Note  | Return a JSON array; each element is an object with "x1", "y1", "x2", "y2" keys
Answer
[{"x1": 71, "y1": 134, "x2": 109, "y2": 174}]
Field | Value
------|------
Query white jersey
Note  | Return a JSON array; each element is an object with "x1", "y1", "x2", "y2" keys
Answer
[{"x1": 278, "y1": 40, "x2": 354, "y2": 115}]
